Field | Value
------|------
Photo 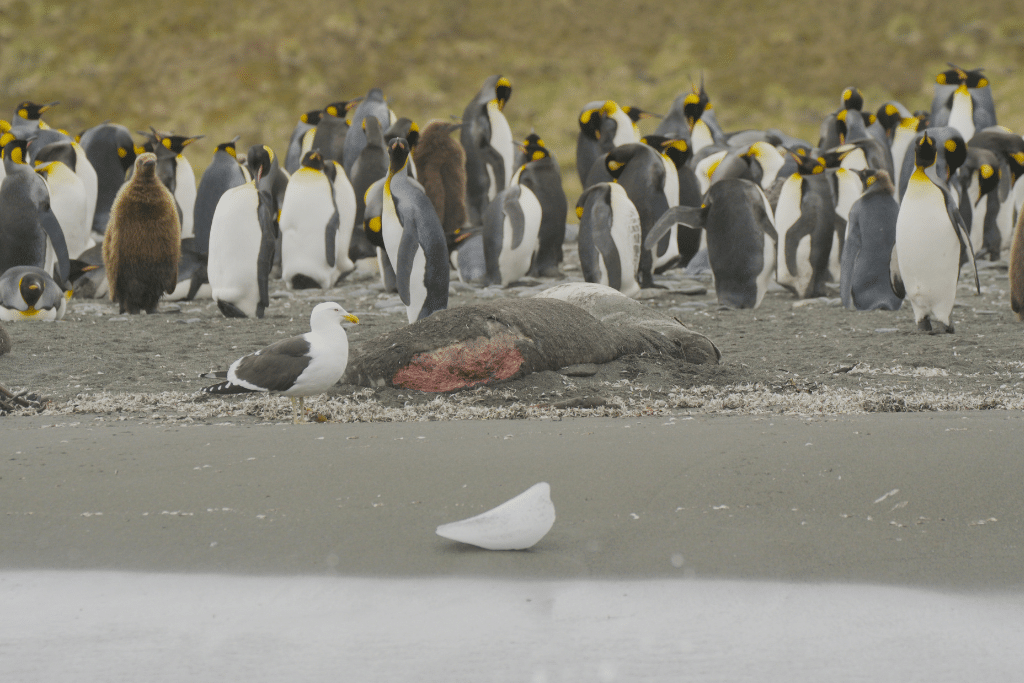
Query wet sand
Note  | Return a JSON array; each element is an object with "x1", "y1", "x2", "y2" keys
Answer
[{"x1": 3, "y1": 412, "x2": 1024, "y2": 681}]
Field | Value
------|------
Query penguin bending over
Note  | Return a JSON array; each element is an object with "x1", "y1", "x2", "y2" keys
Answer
[
  {"x1": 840, "y1": 170, "x2": 903, "y2": 311},
  {"x1": 575, "y1": 182, "x2": 642, "y2": 297},
  {"x1": 0, "y1": 265, "x2": 70, "y2": 321},
  {"x1": 461, "y1": 75, "x2": 515, "y2": 227},
  {"x1": 208, "y1": 147, "x2": 276, "y2": 318},
  {"x1": 647, "y1": 178, "x2": 778, "y2": 309},
  {"x1": 102, "y1": 153, "x2": 181, "y2": 314},
  {"x1": 891, "y1": 132, "x2": 979, "y2": 333},
  {"x1": 381, "y1": 137, "x2": 449, "y2": 322}
]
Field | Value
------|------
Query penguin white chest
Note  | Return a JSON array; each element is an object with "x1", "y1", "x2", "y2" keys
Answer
[
  {"x1": 486, "y1": 101, "x2": 515, "y2": 197},
  {"x1": 774, "y1": 176, "x2": 811, "y2": 293},
  {"x1": 608, "y1": 183, "x2": 642, "y2": 297},
  {"x1": 279, "y1": 170, "x2": 338, "y2": 289},
  {"x1": 896, "y1": 174, "x2": 960, "y2": 323},
  {"x1": 175, "y1": 157, "x2": 198, "y2": 238},
  {"x1": 208, "y1": 184, "x2": 262, "y2": 315},
  {"x1": 498, "y1": 186, "x2": 541, "y2": 285}
]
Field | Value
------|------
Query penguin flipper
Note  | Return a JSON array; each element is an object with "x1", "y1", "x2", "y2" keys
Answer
[
  {"x1": 591, "y1": 202, "x2": 623, "y2": 290},
  {"x1": 481, "y1": 146, "x2": 506, "y2": 195},
  {"x1": 40, "y1": 209, "x2": 71, "y2": 286},
  {"x1": 257, "y1": 191, "x2": 276, "y2": 309},
  {"x1": 644, "y1": 205, "x2": 703, "y2": 252},
  {"x1": 889, "y1": 245, "x2": 906, "y2": 299},
  {"x1": 324, "y1": 208, "x2": 339, "y2": 269},
  {"x1": 948, "y1": 193, "x2": 981, "y2": 294}
]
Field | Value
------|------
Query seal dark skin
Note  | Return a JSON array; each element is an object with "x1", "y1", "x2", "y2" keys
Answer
[{"x1": 102, "y1": 152, "x2": 181, "y2": 314}]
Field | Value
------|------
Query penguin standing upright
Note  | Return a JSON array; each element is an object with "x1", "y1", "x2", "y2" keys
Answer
[
  {"x1": 641, "y1": 135, "x2": 702, "y2": 269},
  {"x1": 384, "y1": 118, "x2": 420, "y2": 178},
  {"x1": 683, "y1": 79, "x2": 726, "y2": 155},
  {"x1": 0, "y1": 265, "x2": 70, "y2": 322},
  {"x1": 0, "y1": 139, "x2": 70, "y2": 284},
  {"x1": 27, "y1": 130, "x2": 98, "y2": 239},
  {"x1": 575, "y1": 182, "x2": 642, "y2": 297},
  {"x1": 102, "y1": 153, "x2": 181, "y2": 314},
  {"x1": 342, "y1": 89, "x2": 394, "y2": 175},
  {"x1": 647, "y1": 178, "x2": 778, "y2": 309},
  {"x1": 311, "y1": 99, "x2": 361, "y2": 166},
  {"x1": 279, "y1": 151, "x2": 344, "y2": 289},
  {"x1": 461, "y1": 75, "x2": 514, "y2": 227},
  {"x1": 285, "y1": 109, "x2": 323, "y2": 173},
  {"x1": 147, "y1": 130, "x2": 203, "y2": 238},
  {"x1": 362, "y1": 176, "x2": 399, "y2": 293},
  {"x1": 773, "y1": 162, "x2": 835, "y2": 299},
  {"x1": 78, "y1": 123, "x2": 140, "y2": 239},
  {"x1": 481, "y1": 166, "x2": 542, "y2": 287},
  {"x1": 931, "y1": 64, "x2": 997, "y2": 133},
  {"x1": 348, "y1": 116, "x2": 389, "y2": 261},
  {"x1": 957, "y1": 147, "x2": 1002, "y2": 258},
  {"x1": 891, "y1": 132, "x2": 979, "y2": 333},
  {"x1": 32, "y1": 142, "x2": 90, "y2": 258},
  {"x1": 381, "y1": 138, "x2": 449, "y2": 323},
  {"x1": 192, "y1": 137, "x2": 247, "y2": 256},
  {"x1": 603, "y1": 143, "x2": 670, "y2": 288},
  {"x1": 412, "y1": 120, "x2": 467, "y2": 254},
  {"x1": 840, "y1": 170, "x2": 903, "y2": 311},
  {"x1": 247, "y1": 143, "x2": 289, "y2": 227},
  {"x1": 207, "y1": 147, "x2": 276, "y2": 319},
  {"x1": 516, "y1": 136, "x2": 567, "y2": 277}
]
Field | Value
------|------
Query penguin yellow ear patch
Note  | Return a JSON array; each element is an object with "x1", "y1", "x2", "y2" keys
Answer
[
  {"x1": 981, "y1": 164, "x2": 995, "y2": 179},
  {"x1": 936, "y1": 73, "x2": 947, "y2": 85},
  {"x1": 945, "y1": 139, "x2": 958, "y2": 153},
  {"x1": 978, "y1": 77, "x2": 989, "y2": 87},
  {"x1": 607, "y1": 160, "x2": 623, "y2": 171},
  {"x1": 866, "y1": 175, "x2": 876, "y2": 186},
  {"x1": 134, "y1": 145, "x2": 146, "y2": 155},
  {"x1": 885, "y1": 104, "x2": 898, "y2": 116},
  {"x1": 575, "y1": 206, "x2": 584, "y2": 219},
  {"x1": 368, "y1": 216, "x2": 382, "y2": 233},
  {"x1": 1013, "y1": 152, "x2": 1024, "y2": 165},
  {"x1": 531, "y1": 150, "x2": 544, "y2": 161},
  {"x1": 842, "y1": 88, "x2": 852, "y2": 101},
  {"x1": 161, "y1": 138, "x2": 173, "y2": 150}
]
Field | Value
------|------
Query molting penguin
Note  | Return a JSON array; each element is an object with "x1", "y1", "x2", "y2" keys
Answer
[
  {"x1": 33, "y1": 142, "x2": 90, "y2": 258},
  {"x1": 891, "y1": 132, "x2": 979, "y2": 333},
  {"x1": 461, "y1": 75, "x2": 515, "y2": 227},
  {"x1": 102, "y1": 152, "x2": 181, "y2": 314},
  {"x1": 192, "y1": 136, "x2": 247, "y2": 256},
  {"x1": 342, "y1": 89, "x2": 394, "y2": 176},
  {"x1": 145, "y1": 129, "x2": 203, "y2": 238},
  {"x1": 481, "y1": 165, "x2": 542, "y2": 287},
  {"x1": 278, "y1": 151, "x2": 345, "y2": 289},
  {"x1": 575, "y1": 182, "x2": 642, "y2": 297},
  {"x1": 0, "y1": 265, "x2": 70, "y2": 321},
  {"x1": 382, "y1": 137, "x2": 449, "y2": 322},
  {"x1": 207, "y1": 146, "x2": 276, "y2": 318},
  {"x1": 516, "y1": 137, "x2": 568, "y2": 277},
  {"x1": 840, "y1": 170, "x2": 903, "y2": 311},
  {"x1": 412, "y1": 120, "x2": 467, "y2": 255},
  {"x1": 0, "y1": 139, "x2": 70, "y2": 285},
  {"x1": 78, "y1": 123, "x2": 140, "y2": 239},
  {"x1": 647, "y1": 178, "x2": 778, "y2": 309}
]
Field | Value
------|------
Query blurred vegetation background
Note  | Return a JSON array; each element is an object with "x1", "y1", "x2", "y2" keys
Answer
[{"x1": 2, "y1": 0, "x2": 1022, "y2": 200}]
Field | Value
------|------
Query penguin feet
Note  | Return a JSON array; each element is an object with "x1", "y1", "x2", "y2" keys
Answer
[
  {"x1": 918, "y1": 317, "x2": 955, "y2": 334},
  {"x1": 917, "y1": 317, "x2": 932, "y2": 332}
]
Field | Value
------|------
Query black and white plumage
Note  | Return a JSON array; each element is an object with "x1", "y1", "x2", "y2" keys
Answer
[
  {"x1": 382, "y1": 137, "x2": 449, "y2": 323},
  {"x1": 461, "y1": 75, "x2": 515, "y2": 227},
  {"x1": 0, "y1": 265, "x2": 70, "y2": 321},
  {"x1": 200, "y1": 301, "x2": 359, "y2": 424}
]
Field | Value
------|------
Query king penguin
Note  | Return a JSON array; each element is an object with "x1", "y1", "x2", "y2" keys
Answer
[
  {"x1": 461, "y1": 75, "x2": 515, "y2": 227},
  {"x1": 840, "y1": 170, "x2": 903, "y2": 311},
  {"x1": 192, "y1": 136, "x2": 247, "y2": 256},
  {"x1": 516, "y1": 137, "x2": 568, "y2": 278},
  {"x1": 348, "y1": 115, "x2": 389, "y2": 261},
  {"x1": 78, "y1": 122, "x2": 140, "y2": 240},
  {"x1": 279, "y1": 151, "x2": 346, "y2": 289},
  {"x1": 362, "y1": 176, "x2": 399, "y2": 293},
  {"x1": 342, "y1": 89, "x2": 394, "y2": 176},
  {"x1": 32, "y1": 141, "x2": 90, "y2": 258},
  {"x1": 146, "y1": 129, "x2": 203, "y2": 238},
  {"x1": 381, "y1": 137, "x2": 449, "y2": 323},
  {"x1": 891, "y1": 132, "x2": 979, "y2": 333},
  {"x1": 207, "y1": 146, "x2": 276, "y2": 318},
  {"x1": 773, "y1": 159, "x2": 836, "y2": 299},
  {"x1": 0, "y1": 139, "x2": 70, "y2": 285},
  {"x1": 285, "y1": 109, "x2": 323, "y2": 173},
  {"x1": 647, "y1": 178, "x2": 778, "y2": 309},
  {"x1": 575, "y1": 181, "x2": 642, "y2": 297},
  {"x1": 27, "y1": 129, "x2": 98, "y2": 239},
  {"x1": 931, "y1": 64, "x2": 997, "y2": 133},
  {"x1": 958, "y1": 147, "x2": 1002, "y2": 259},
  {"x1": 311, "y1": 99, "x2": 362, "y2": 166},
  {"x1": 10, "y1": 101, "x2": 57, "y2": 139},
  {"x1": 481, "y1": 164, "x2": 542, "y2": 287},
  {"x1": 0, "y1": 265, "x2": 70, "y2": 322}
]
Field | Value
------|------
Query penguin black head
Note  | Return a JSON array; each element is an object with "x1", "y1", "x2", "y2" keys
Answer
[
  {"x1": 385, "y1": 118, "x2": 419, "y2": 149},
  {"x1": 914, "y1": 132, "x2": 937, "y2": 169},
  {"x1": 937, "y1": 63, "x2": 988, "y2": 89},
  {"x1": 246, "y1": 144, "x2": 274, "y2": 183},
  {"x1": 976, "y1": 163, "x2": 1000, "y2": 205},
  {"x1": 3, "y1": 138, "x2": 29, "y2": 165},
  {"x1": 216, "y1": 135, "x2": 242, "y2": 158},
  {"x1": 494, "y1": 77, "x2": 512, "y2": 111},
  {"x1": 841, "y1": 87, "x2": 864, "y2": 111},
  {"x1": 622, "y1": 106, "x2": 661, "y2": 125},
  {"x1": 1008, "y1": 152, "x2": 1024, "y2": 184},
  {"x1": 521, "y1": 132, "x2": 546, "y2": 156},
  {"x1": 578, "y1": 108, "x2": 603, "y2": 140},
  {"x1": 33, "y1": 141, "x2": 76, "y2": 169},
  {"x1": 821, "y1": 144, "x2": 856, "y2": 168},
  {"x1": 941, "y1": 135, "x2": 967, "y2": 179},
  {"x1": 835, "y1": 110, "x2": 849, "y2": 144},
  {"x1": 157, "y1": 132, "x2": 204, "y2": 155},
  {"x1": 859, "y1": 169, "x2": 895, "y2": 195},
  {"x1": 791, "y1": 151, "x2": 826, "y2": 175},
  {"x1": 387, "y1": 137, "x2": 411, "y2": 176},
  {"x1": 682, "y1": 90, "x2": 710, "y2": 129},
  {"x1": 913, "y1": 111, "x2": 931, "y2": 129},
  {"x1": 15, "y1": 101, "x2": 58, "y2": 122},
  {"x1": 18, "y1": 271, "x2": 46, "y2": 309},
  {"x1": 300, "y1": 150, "x2": 325, "y2": 172},
  {"x1": 641, "y1": 135, "x2": 691, "y2": 168},
  {"x1": 604, "y1": 144, "x2": 641, "y2": 180},
  {"x1": 875, "y1": 103, "x2": 903, "y2": 135},
  {"x1": 300, "y1": 109, "x2": 324, "y2": 125}
]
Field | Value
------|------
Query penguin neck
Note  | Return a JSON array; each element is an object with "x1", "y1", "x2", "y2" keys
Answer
[
  {"x1": 690, "y1": 122, "x2": 714, "y2": 155},
  {"x1": 948, "y1": 89, "x2": 975, "y2": 140}
]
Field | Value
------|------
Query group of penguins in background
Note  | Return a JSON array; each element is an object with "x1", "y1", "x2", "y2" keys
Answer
[{"x1": 2, "y1": 66, "x2": 1024, "y2": 336}]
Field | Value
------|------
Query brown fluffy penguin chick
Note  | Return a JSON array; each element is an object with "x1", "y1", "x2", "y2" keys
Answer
[
  {"x1": 102, "y1": 152, "x2": 181, "y2": 314},
  {"x1": 412, "y1": 121, "x2": 467, "y2": 252},
  {"x1": 1010, "y1": 207, "x2": 1024, "y2": 321}
]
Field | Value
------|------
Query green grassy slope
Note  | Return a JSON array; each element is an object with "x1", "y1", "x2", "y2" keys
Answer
[{"x1": 2, "y1": 0, "x2": 1022, "y2": 200}]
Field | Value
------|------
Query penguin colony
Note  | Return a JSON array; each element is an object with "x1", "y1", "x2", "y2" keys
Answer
[{"x1": 1, "y1": 64, "x2": 1023, "y2": 345}]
